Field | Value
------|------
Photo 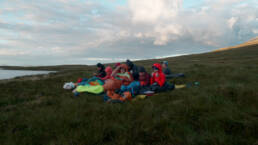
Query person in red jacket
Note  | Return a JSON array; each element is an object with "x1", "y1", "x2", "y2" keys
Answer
[
  {"x1": 149, "y1": 63, "x2": 168, "y2": 92},
  {"x1": 150, "y1": 63, "x2": 166, "y2": 87},
  {"x1": 100, "y1": 66, "x2": 113, "y2": 81}
]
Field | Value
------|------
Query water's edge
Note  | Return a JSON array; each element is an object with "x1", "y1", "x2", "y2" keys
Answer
[{"x1": 0, "y1": 68, "x2": 56, "y2": 80}]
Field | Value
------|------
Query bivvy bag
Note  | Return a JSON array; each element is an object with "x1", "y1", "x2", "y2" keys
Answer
[
  {"x1": 76, "y1": 85, "x2": 104, "y2": 94},
  {"x1": 75, "y1": 77, "x2": 105, "y2": 94}
]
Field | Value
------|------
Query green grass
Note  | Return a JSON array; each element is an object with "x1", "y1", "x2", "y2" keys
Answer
[{"x1": 0, "y1": 45, "x2": 258, "y2": 145}]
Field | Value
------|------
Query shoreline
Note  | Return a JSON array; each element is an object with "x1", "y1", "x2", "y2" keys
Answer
[{"x1": 0, "y1": 69, "x2": 57, "y2": 82}]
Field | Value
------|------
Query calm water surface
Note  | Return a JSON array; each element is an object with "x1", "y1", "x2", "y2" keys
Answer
[{"x1": 0, "y1": 68, "x2": 55, "y2": 80}]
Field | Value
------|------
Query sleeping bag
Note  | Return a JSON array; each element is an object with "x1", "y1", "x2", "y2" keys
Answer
[{"x1": 75, "y1": 77, "x2": 104, "y2": 94}]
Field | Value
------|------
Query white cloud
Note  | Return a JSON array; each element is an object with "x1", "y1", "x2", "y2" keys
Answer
[
  {"x1": 128, "y1": 0, "x2": 183, "y2": 45},
  {"x1": 253, "y1": 29, "x2": 258, "y2": 34},
  {"x1": 228, "y1": 17, "x2": 238, "y2": 29},
  {"x1": 153, "y1": 24, "x2": 183, "y2": 45},
  {"x1": 129, "y1": 0, "x2": 182, "y2": 23}
]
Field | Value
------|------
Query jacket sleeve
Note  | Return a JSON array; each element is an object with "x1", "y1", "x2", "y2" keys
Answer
[{"x1": 100, "y1": 74, "x2": 109, "y2": 81}]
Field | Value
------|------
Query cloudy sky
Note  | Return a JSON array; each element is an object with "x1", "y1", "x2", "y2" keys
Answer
[{"x1": 0, "y1": 0, "x2": 257, "y2": 66}]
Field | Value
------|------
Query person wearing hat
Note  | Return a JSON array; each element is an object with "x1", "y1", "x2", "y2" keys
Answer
[{"x1": 162, "y1": 61, "x2": 172, "y2": 76}]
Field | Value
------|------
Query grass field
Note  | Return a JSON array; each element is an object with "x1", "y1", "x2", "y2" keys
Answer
[{"x1": 0, "y1": 44, "x2": 257, "y2": 145}]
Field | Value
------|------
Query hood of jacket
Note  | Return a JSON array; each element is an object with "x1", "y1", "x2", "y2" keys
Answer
[
  {"x1": 152, "y1": 63, "x2": 162, "y2": 72},
  {"x1": 105, "y1": 66, "x2": 113, "y2": 76}
]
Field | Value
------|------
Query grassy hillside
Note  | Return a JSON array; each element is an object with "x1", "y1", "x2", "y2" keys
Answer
[
  {"x1": 215, "y1": 36, "x2": 258, "y2": 52},
  {"x1": 0, "y1": 44, "x2": 258, "y2": 145}
]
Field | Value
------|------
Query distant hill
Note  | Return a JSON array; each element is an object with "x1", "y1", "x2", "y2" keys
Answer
[{"x1": 215, "y1": 36, "x2": 258, "y2": 52}]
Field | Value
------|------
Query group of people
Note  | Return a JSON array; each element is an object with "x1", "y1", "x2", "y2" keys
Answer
[{"x1": 74, "y1": 59, "x2": 174, "y2": 102}]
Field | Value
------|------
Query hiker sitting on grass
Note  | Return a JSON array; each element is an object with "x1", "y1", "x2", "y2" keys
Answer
[
  {"x1": 162, "y1": 61, "x2": 172, "y2": 76},
  {"x1": 161, "y1": 61, "x2": 185, "y2": 79},
  {"x1": 126, "y1": 59, "x2": 139, "y2": 81},
  {"x1": 150, "y1": 63, "x2": 166, "y2": 92},
  {"x1": 111, "y1": 64, "x2": 133, "y2": 86},
  {"x1": 94, "y1": 63, "x2": 106, "y2": 79}
]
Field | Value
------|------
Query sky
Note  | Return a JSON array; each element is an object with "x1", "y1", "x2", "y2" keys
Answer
[{"x1": 0, "y1": 0, "x2": 257, "y2": 66}]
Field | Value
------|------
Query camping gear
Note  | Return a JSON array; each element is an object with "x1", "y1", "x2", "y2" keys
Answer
[
  {"x1": 132, "y1": 95, "x2": 147, "y2": 101},
  {"x1": 175, "y1": 84, "x2": 186, "y2": 89},
  {"x1": 103, "y1": 79, "x2": 122, "y2": 91},
  {"x1": 104, "y1": 91, "x2": 133, "y2": 102},
  {"x1": 75, "y1": 77, "x2": 105, "y2": 94},
  {"x1": 150, "y1": 82, "x2": 174, "y2": 93},
  {"x1": 166, "y1": 73, "x2": 185, "y2": 79},
  {"x1": 142, "y1": 90, "x2": 154, "y2": 96},
  {"x1": 76, "y1": 85, "x2": 104, "y2": 94},
  {"x1": 120, "y1": 81, "x2": 141, "y2": 96},
  {"x1": 63, "y1": 82, "x2": 75, "y2": 90}
]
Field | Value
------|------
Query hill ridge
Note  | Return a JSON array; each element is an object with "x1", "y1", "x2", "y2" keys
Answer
[{"x1": 215, "y1": 36, "x2": 258, "y2": 52}]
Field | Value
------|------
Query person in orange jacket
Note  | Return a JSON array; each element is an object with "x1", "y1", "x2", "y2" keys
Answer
[
  {"x1": 150, "y1": 63, "x2": 166, "y2": 87},
  {"x1": 103, "y1": 64, "x2": 133, "y2": 100},
  {"x1": 111, "y1": 64, "x2": 133, "y2": 86}
]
